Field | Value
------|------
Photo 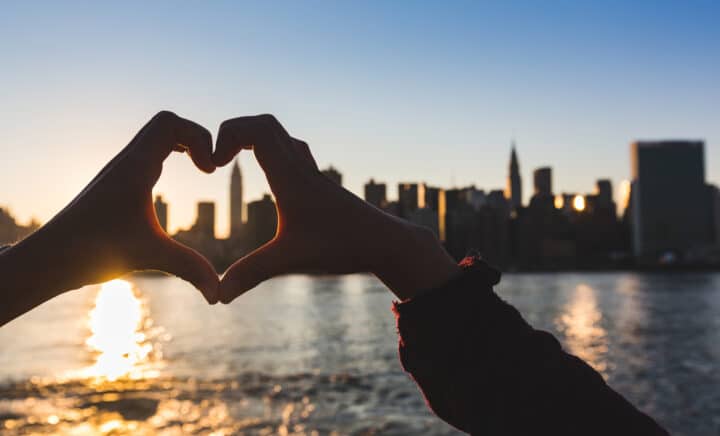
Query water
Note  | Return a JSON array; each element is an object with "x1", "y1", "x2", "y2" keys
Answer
[{"x1": 1, "y1": 273, "x2": 719, "y2": 435}]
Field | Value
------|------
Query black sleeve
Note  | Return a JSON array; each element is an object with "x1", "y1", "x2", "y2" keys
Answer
[{"x1": 392, "y1": 256, "x2": 670, "y2": 436}]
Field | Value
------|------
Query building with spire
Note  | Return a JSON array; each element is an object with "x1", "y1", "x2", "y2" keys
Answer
[
  {"x1": 230, "y1": 158, "x2": 244, "y2": 239},
  {"x1": 505, "y1": 143, "x2": 522, "y2": 210}
]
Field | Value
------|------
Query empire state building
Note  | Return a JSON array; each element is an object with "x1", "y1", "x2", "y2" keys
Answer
[{"x1": 230, "y1": 158, "x2": 244, "y2": 239}]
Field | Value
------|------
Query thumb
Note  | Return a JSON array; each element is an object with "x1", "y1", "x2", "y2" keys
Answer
[
  {"x1": 147, "y1": 238, "x2": 220, "y2": 304},
  {"x1": 219, "y1": 241, "x2": 286, "y2": 304}
]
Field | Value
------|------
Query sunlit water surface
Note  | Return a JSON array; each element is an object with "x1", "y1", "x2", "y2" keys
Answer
[{"x1": 1, "y1": 273, "x2": 719, "y2": 435}]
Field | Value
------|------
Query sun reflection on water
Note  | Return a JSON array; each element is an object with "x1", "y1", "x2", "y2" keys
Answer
[
  {"x1": 82, "y1": 279, "x2": 162, "y2": 382},
  {"x1": 556, "y1": 283, "x2": 608, "y2": 376}
]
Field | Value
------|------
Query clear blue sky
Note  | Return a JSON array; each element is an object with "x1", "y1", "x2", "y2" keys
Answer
[{"x1": 1, "y1": 1, "x2": 718, "y2": 237}]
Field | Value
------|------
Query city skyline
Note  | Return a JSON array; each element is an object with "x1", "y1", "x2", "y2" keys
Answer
[
  {"x1": 0, "y1": 138, "x2": 710, "y2": 238},
  {"x1": 1, "y1": 2, "x2": 718, "y2": 236},
  {"x1": 2, "y1": 137, "x2": 717, "y2": 271}
]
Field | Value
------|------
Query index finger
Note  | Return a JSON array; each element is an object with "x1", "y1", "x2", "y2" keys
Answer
[{"x1": 135, "y1": 111, "x2": 216, "y2": 174}]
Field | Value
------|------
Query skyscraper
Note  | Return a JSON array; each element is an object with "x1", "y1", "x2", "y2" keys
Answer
[
  {"x1": 533, "y1": 167, "x2": 552, "y2": 197},
  {"x1": 247, "y1": 194, "x2": 278, "y2": 248},
  {"x1": 321, "y1": 166, "x2": 342, "y2": 186},
  {"x1": 154, "y1": 195, "x2": 168, "y2": 232},
  {"x1": 230, "y1": 158, "x2": 243, "y2": 239},
  {"x1": 398, "y1": 183, "x2": 425, "y2": 218},
  {"x1": 364, "y1": 179, "x2": 387, "y2": 208},
  {"x1": 505, "y1": 143, "x2": 522, "y2": 210},
  {"x1": 630, "y1": 140, "x2": 712, "y2": 262},
  {"x1": 595, "y1": 179, "x2": 613, "y2": 207},
  {"x1": 194, "y1": 202, "x2": 216, "y2": 239}
]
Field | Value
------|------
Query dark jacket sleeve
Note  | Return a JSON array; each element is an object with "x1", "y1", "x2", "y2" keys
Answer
[{"x1": 392, "y1": 256, "x2": 669, "y2": 436}]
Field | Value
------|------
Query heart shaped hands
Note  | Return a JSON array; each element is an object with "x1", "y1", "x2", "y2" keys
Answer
[
  {"x1": 28, "y1": 112, "x2": 457, "y2": 309},
  {"x1": 213, "y1": 115, "x2": 460, "y2": 302},
  {"x1": 42, "y1": 111, "x2": 220, "y2": 303}
]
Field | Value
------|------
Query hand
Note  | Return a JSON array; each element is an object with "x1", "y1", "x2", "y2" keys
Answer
[
  {"x1": 1, "y1": 111, "x2": 220, "y2": 318},
  {"x1": 214, "y1": 115, "x2": 460, "y2": 302}
]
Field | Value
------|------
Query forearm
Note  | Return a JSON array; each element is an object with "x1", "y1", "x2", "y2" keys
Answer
[
  {"x1": 393, "y1": 257, "x2": 669, "y2": 435},
  {"x1": 0, "y1": 228, "x2": 79, "y2": 326}
]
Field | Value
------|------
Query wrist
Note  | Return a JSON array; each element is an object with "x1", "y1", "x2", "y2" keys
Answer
[{"x1": 371, "y1": 219, "x2": 461, "y2": 300}]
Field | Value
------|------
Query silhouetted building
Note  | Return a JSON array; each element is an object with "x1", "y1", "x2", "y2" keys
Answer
[
  {"x1": 595, "y1": 179, "x2": 613, "y2": 209},
  {"x1": 444, "y1": 188, "x2": 477, "y2": 260},
  {"x1": 466, "y1": 188, "x2": 487, "y2": 210},
  {"x1": 424, "y1": 187, "x2": 442, "y2": 211},
  {"x1": 322, "y1": 166, "x2": 342, "y2": 186},
  {"x1": 533, "y1": 167, "x2": 553, "y2": 196},
  {"x1": 247, "y1": 194, "x2": 278, "y2": 248},
  {"x1": 0, "y1": 207, "x2": 39, "y2": 244},
  {"x1": 230, "y1": 158, "x2": 244, "y2": 239},
  {"x1": 154, "y1": 195, "x2": 168, "y2": 232},
  {"x1": 403, "y1": 186, "x2": 446, "y2": 239},
  {"x1": 364, "y1": 179, "x2": 387, "y2": 208},
  {"x1": 195, "y1": 202, "x2": 216, "y2": 239},
  {"x1": 630, "y1": 140, "x2": 713, "y2": 263},
  {"x1": 505, "y1": 143, "x2": 522, "y2": 211},
  {"x1": 398, "y1": 183, "x2": 425, "y2": 218},
  {"x1": 712, "y1": 185, "x2": 720, "y2": 245},
  {"x1": 576, "y1": 180, "x2": 624, "y2": 266}
]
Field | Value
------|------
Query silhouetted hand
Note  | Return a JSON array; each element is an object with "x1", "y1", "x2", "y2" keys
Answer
[
  {"x1": 0, "y1": 111, "x2": 219, "y2": 325},
  {"x1": 214, "y1": 115, "x2": 460, "y2": 302}
]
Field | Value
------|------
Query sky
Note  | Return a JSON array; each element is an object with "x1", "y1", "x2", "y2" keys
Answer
[{"x1": 1, "y1": 0, "x2": 718, "y2": 237}]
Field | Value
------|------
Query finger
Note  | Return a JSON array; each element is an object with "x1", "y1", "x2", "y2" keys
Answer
[
  {"x1": 214, "y1": 114, "x2": 300, "y2": 173},
  {"x1": 138, "y1": 111, "x2": 216, "y2": 174},
  {"x1": 218, "y1": 241, "x2": 286, "y2": 304},
  {"x1": 148, "y1": 238, "x2": 220, "y2": 304}
]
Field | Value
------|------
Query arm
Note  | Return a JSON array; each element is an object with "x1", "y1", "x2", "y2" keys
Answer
[
  {"x1": 394, "y1": 255, "x2": 669, "y2": 435},
  {"x1": 215, "y1": 114, "x2": 668, "y2": 435},
  {"x1": 0, "y1": 111, "x2": 220, "y2": 326}
]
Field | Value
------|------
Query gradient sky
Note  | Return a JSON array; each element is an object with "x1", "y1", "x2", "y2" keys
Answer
[{"x1": 1, "y1": 1, "x2": 718, "y2": 237}]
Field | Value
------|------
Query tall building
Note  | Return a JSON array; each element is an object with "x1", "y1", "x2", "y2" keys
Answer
[
  {"x1": 630, "y1": 140, "x2": 712, "y2": 262},
  {"x1": 595, "y1": 179, "x2": 613, "y2": 207},
  {"x1": 533, "y1": 167, "x2": 553, "y2": 197},
  {"x1": 505, "y1": 143, "x2": 522, "y2": 210},
  {"x1": 247, "y1": 194, "x2": 278, "y2": 248},
  {"x1": 321, "y1": 166, "x2": 342, "y2": 186},
  {"x1": 364, "y1": 179, "x2": 387, "y2": 208},
  {"x1": 419, "y1": 186, "x2": 446, "y2": 240},
  {"x1": 398, "y1": 183, "x2": 425, "y2": 218},
  {"x1": 230, "y1": 158, "x2": 244, "y2": 238},
  {"x1": 194, "y1": 202, "x2": 216, "y2": 239},
  {"x1": 154, "y1": 195, "x2": 168, "y2": 232}
]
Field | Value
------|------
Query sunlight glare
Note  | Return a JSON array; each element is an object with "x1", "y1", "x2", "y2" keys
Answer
[
  {"x1": 572, "y1": 195, "x2": 586, "y2": 212},
  {"x1": 84, "y1": 279, "x2": 156, "y2": 381},
  {"x1": 556, "y1": 284, "x2": 608, "y2": 375}
]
